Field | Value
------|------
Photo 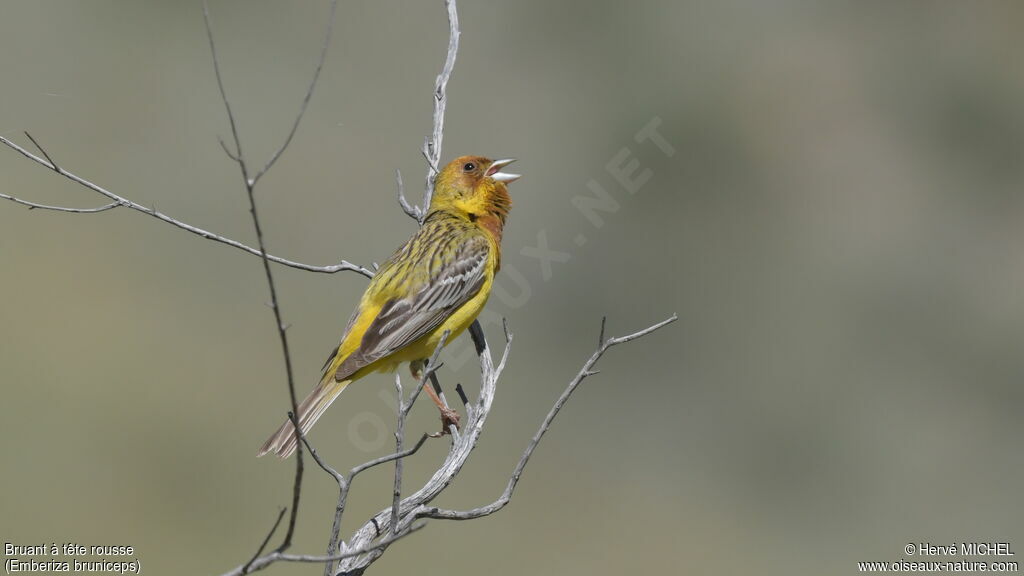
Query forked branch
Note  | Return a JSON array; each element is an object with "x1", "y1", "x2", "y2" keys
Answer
[{"x1": 221, "y1": 313, "x2": 676, "y2": 576}]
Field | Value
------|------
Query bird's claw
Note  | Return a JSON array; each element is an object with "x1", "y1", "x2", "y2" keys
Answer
[{"x1": 429, "y1": 406, "x2": 461, "y2": 437}]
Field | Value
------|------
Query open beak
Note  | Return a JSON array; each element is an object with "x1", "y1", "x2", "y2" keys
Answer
[{"x1": 486, "y1": 158, "x2": 521, "y2": 184}]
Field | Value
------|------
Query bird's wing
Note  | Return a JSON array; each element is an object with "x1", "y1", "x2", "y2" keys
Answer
[{"x1": 332, "y1": 232, "x2": 490, "y2": 381}]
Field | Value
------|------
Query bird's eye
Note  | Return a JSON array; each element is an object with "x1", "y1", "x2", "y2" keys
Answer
[{"x1": 463, "y1": 162, "x2": 476, "y2": 172}]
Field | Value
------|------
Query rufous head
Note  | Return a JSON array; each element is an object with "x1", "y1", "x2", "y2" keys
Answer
[{"x1": 430, "y1": 156, "x2": 519, "y2": 223}]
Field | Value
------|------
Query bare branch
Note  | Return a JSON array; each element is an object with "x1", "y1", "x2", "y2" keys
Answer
[
  {"x1": 403, "y1": 314, "x2": 677, "y2": 524},
  {"x1": 0, "y1": 134, "x2": 373, "y2": 277},
  {"x1": 1, "y1": 132, "x2": 118, "y2": 213},
  {"x1": 281, "y1": 523, "x2": 426, "y2": 563},
  {"x1": 217, "y1": 523, "x2": 427, "y2": 576},
  {"x1": 406, "y1": 0, "x2": 461, "y2": 223},
  {"x1": 0, "y1": 192, "x2": 119, "y2": 213},
  {"x1": 217, "y1": 135, "x2": 241, "y2": 162},
  {"x1": 308, "y1": 432, "x2": 430, "y2": 576},
  {"x1": 395, "y1": 168, "x2": 421, "y2": 221},
  {"x1": 333, "y1": 325, "x2": 511, "y2": 575},
  {"x1": 390, "y1": 374, "x2": 406, "y2": 538},
  {"x1": 24, "y1": 131, "x2": 59, "y2": 171},
  {"x1": 242, "y1": 508, "x2": 287, "y2": 575},
  {"x1": 250, "y1": 0, "x2": 338, "y2": 185},
  {"x1": 454, "y1": 383, "x2": 469, "y2": 407},
  {"x1": 350, "y1": 433, "x2": 430, "y2": 479},
  {"x1": 202, "y1": 0, "x2": 249, "y2": 183}
]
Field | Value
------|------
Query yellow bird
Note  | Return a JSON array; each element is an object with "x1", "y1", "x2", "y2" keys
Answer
[{"x1": 259, "y1": 156, "x2": 519, "y2": 458}]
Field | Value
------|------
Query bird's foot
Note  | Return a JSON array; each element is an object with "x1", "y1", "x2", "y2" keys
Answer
[{"x1": 428, "y1": 406, "x2": 461, "y2": 437}]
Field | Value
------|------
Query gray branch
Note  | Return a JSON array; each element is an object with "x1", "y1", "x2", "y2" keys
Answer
[
  {"x1": 249, "y1": 0, "x2": 337, "y2": 186},
  {"x1": 241, "y1": 508, "x2": 286, "y2": 575},
  {"x1": 395, "y1": 168, "x2": 418, "y2": 221},
  {"x1": 329, "y1": 315, "x2": 677, "y2": 574},
  {"x1": 218, "y1": 523, "x2": 428, "y2": 576},
  {"x1": 0, "y1": 133, "x2": 373, "y2": 277},
  {"x1": 396, "y1": 0, "x2": 460, "y2": 223},
  {"x1": 297, "y1": 423, "x2": 429, "y2": 576},
  {"x1": 0, "y1": 191, "x2": 118, "y2": 213},
  {"x1": 332, "y1": 323, "x2": 513, "y2": 574}
]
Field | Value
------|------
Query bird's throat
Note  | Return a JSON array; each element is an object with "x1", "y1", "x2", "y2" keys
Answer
[{"x1": 477, "y1": 212, "x2": 505, "y2": 246}]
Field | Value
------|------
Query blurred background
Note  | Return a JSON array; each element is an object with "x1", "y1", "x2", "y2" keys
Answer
[{"x1": 2, "y1": 1, "x2": 1023, "y2": 574}]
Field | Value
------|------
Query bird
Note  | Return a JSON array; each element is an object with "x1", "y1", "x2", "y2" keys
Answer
[{"x1": 258, "y1": 156, "x2": 520, "y2": 458}]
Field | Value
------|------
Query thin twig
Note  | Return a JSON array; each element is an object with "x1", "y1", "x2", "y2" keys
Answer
[
  {"x1": 241, "y1": 508, "x2": 287, "y2": 575},
  {"x1": 396, "y1": 168, "x2": 420, "y2": 221},
  {"x1": 0, "y1": 192, "x2": 119, "y2": 213},
  {"x1": 350, "y1": 433, "x2": 430, "y2": 478},
  {"x1": 24, "y1": 131, "x2": 59, "y2": 171},
  {"x1": 203, "y1": 0, "x2": 248, "y2": 183},
  {"x1": 468, "y1": 319, "x2": 487, "y2": 355},
  {"x1": 0, "y1": 134, "x2": 373, "y2": 277},
  {"x1": 218, "y1": 135, "x2": 240, "y2": 162},
  {"x1": 455, "y1": 383, "x2": 469, "y2": 407},
  {"x1": 298, "y1": 431, "x2": 345, "y2": 485},
  {"x1": 334, "y1": 432, "x2": 433, "y2": 565},
  {"x1": 412, "y1": 0, "x2": 460, "y2": 223},
  {"x1": 390, "y1": 374, "x2": 406, "y2": 538},
  {"x1": 250, "y1": 0, "x2": 338, "y2": 185}
]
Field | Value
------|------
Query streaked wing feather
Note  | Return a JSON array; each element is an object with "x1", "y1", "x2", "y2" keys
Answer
[{"x1": 334, "y1": 234, "x2": 489, "y2": 380}]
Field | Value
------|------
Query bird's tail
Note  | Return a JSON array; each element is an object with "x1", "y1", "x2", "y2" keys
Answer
[{"x1": 257, "y1": 378, "x2": 352, "y2": 459}]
